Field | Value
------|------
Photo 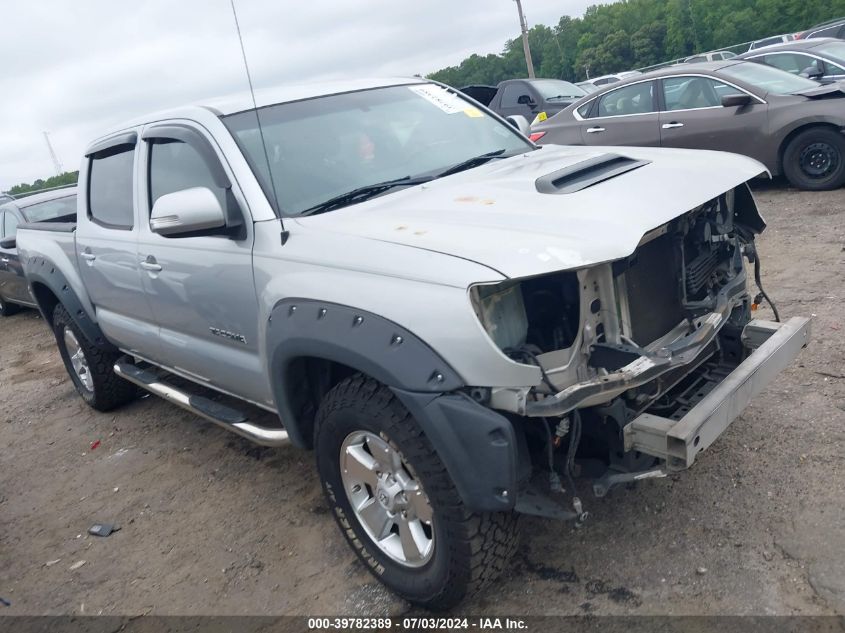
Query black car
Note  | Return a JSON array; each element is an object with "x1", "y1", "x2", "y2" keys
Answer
[
  {"x1": 797, "y1": 17, "x2": 845, "y2": 40},
  {"x1": 0, "y1": 186, "x2": 77, "y2": 315},
  {"x1": 459, "y1": 78, "x2": 587, "y2": 121},
  {"x1": 738, "y1": 38, "x2": 845, "y2": 83}
]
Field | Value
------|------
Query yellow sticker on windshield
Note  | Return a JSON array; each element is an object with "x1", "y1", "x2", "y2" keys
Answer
[
  {"x1": 536, "y1": 111, "x2": 548, "y2": 122},
  {"x1": 463, "y1": 107, "x2": 484, "y2": 118}
]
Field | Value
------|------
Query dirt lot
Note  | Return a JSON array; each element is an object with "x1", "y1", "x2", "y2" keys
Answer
[{"x1": 1, "y1": 181, "x2": 843, "y2": 616}]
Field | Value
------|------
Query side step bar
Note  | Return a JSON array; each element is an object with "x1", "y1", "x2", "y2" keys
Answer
[{"x1": 113, "y1": 361, "x2": 290, "y2": 447}]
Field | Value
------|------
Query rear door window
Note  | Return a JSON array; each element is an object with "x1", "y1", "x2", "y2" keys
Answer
[
  {"x1": 499, "y1": 83, "x2": 524, "y2": 108},
  {"x1": 88, "y1": 146, "x2": 135, "y2": 229},
  {"x1": 596, "y1": 82, "x2": 655, "y2": 117},
  {"x1": 762, "y1": 53, "x2": 821, "y2": 75},
  {"x1": 576, "y1": 101, "x2": 594, "y2": 118}
]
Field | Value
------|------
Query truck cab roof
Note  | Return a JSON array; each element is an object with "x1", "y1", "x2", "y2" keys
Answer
[{"x1": 88, "y1": 77, "x2": 427, "y2": 150}]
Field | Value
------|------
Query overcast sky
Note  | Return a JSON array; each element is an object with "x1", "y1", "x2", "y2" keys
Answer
[{"x1": 1, "y1": 0, "x2": 597, "y2": 190}]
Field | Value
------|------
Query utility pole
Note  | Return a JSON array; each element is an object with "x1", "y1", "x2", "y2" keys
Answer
[
  {"x1": 514, "y1": 0, "x2": 535, "y2": 78},
  {"x1": 43, "y1": 131, "x2": 64, "y2": 176}
]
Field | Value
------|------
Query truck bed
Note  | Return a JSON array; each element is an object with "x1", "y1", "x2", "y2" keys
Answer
[{"x1": 15, "y1": 222, "x2": 82, "y2": 307}]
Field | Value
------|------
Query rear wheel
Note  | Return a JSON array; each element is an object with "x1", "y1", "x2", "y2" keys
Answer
[
  {"x1": 783, "y1": 127, "x2": 845, "y2": 191},
  {"x1": 0, "y1": 296, "x2": 22, "y2": 317},
  {"x1": 53, "y1": 304, "x2": 136, "y2": 411},
  {"x1": 315, "y1": 375, "x2": 519, "y2": 610}
]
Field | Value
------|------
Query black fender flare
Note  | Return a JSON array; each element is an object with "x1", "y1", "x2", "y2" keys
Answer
[
  {"x1": 25, "y1": 256, "x2": 114, "y2": 351},
  {"x1": 267, "y1": 299, "x2": 519, "y2": 511},
  {"x1": 268, "y1": 298, "x2": 463, "y2": 445}
]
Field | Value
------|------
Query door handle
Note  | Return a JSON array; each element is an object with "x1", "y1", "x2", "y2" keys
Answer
[
  {"x1": 80, "y1": 252, "x2": 96, "y2": 262},
  {"x1": 140, "y1": 261, "x2": 162, "y2": 272},
  {"x1": 662, "y1": 122, "x2": 684, "y2": 129},
  {"x1": 586, "y1": 127, "x2": 606, "y2": 134}
]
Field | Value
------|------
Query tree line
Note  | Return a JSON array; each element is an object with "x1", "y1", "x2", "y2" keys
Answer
[
  {"x1": 428, "y1": 0, "x2": 845, "y2": 86},
  {"x1": 6, "y1": 171, "x2": 78, "y2": 196}
]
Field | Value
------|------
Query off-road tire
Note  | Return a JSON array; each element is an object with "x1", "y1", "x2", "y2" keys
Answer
[
  {"x1": 782, "y1": 127, "x2": 845, "y2": 191},
  {"x1": 53, "y1": 303, "x2": 136, "y2": 411},
  {"x1": 315, "y1": 375, "x2": 520, "y2": 610},
  {"x1": 0, "y1": 296, "x2": 22, "y2": 317}
]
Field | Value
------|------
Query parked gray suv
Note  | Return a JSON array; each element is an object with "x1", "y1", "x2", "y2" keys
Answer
[{"x1": 15, "y1": 78, "x2": 810, "y2": 608}]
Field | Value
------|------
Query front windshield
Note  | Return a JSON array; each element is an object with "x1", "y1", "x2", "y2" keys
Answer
[
  {"x1": 531, "y1": 79, "x2": 586, "y2": 100},
  {"x1": 816, "y1": 41, "x2": 845, "y2": 62},
  {"x1": 223, "y1": 84, "x2": 533, "y2": 216},
  {"x1": 720, "y1": 61, "x2": 821, "y2": 94}
]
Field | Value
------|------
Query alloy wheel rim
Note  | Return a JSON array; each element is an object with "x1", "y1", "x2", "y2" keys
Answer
[
  {"x1": 340, "y1": 430, "x2": 434, "y2": 567},
  {"x1": 63, "y1": 327, "x2": 93, "y2": 392},
  {"x1": 799, "y1": 142, "x2": 838, "y2": 179}
]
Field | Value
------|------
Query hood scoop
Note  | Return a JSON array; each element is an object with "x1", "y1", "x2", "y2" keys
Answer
[{"x1": 535, "y1": 153, "x2": 650, "y2": 195}]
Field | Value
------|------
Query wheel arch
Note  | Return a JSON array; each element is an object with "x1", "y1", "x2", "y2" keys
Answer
[
  {"x1": 26, "y1": 262, "x2": 114, "y2": 351},
  {"x1": 266, "y1": 298, "x2": 464, "y2": 448}
]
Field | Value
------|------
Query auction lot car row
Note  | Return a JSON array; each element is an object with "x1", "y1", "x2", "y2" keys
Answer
[
  {"x1": 5, "y1": 72, "x2": 816, "y2": 609},
  {"x1": 529, "y1": 60, "x2": 845, "y2": 191}
]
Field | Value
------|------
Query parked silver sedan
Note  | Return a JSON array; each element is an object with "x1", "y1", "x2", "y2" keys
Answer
[{"x1": 530, "y1": 61, "x2": 845, "y2": 190}]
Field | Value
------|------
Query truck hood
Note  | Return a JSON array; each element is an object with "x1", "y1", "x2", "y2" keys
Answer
[{"x1": 296, "y1": 145, "x2": 767, "y2": 279}]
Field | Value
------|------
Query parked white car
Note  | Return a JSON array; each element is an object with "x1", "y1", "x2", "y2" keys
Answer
[
  {"x1": 576, "y1": 71, "x2": 641, "y2": 91},
  {"x1": 684, "y1": 50, "x2": 738, "y2": 62},
  {"x1": 749, "y1": 34, "x2": 797, "y2": 50}
]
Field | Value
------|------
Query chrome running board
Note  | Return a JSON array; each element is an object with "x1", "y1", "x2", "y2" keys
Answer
[{"x1": 113, "y1": 361, "x2": 289, "y2": 447}]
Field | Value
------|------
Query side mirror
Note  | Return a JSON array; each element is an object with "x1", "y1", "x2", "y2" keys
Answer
[
  {"x1": 799, "y1": 66, "x2": 824, "y2": 80},
  {"x1": 517, "y1": 94, "x2": 536, "y2": 106},
  {"x1": 150, "y1": 187, "x2": 226, "y2": 236},
  {"x1": 0, "y1": 235, "x2": 15, "y2": 249},
  {"x1": 505, "y1": 115, "x2": 531, "y2": 136},
  {"x1": 721, "y1": 93, "x2": 752, "y2": 108}
]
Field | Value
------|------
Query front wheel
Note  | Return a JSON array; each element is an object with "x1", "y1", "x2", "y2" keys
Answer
[
  {"x1": 315, "y1": 376, "x2": 519, "y2": 610},
  {"x1": 53, "y1": 304, "x2": 136, "y2": 411},
  {"x1": 782, "y1": 127, "x2": 845, "y2": 191}
]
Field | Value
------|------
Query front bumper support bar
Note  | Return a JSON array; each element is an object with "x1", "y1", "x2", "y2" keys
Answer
[{"x1": 623, "y1": 317, "x2": 811, "y2": 472}]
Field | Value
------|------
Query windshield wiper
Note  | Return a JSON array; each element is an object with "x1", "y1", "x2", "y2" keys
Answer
[
  {"x1": 436, "y1": 149, "x2": 508, "y2": 179},
  {"x1": 300, "y1": 176, "x2": 433, "y2": 216}
]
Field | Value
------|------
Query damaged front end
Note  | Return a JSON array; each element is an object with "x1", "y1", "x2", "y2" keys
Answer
[{"x1": 469, "y1": 184, "x2": 810, "y2": 517}]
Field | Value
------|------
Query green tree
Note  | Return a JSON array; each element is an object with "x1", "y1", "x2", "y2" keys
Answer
[
  {"x1": 427, "y1": 0, "x2": 844, "y2": 86},
  {"x1": 7, "y1": 171, "x2": 79, "y2": 196}
]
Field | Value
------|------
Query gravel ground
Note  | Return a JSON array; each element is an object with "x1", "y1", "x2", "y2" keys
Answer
[{"x1": 0, "y1": 181, "x2": 843, "y2": 616}]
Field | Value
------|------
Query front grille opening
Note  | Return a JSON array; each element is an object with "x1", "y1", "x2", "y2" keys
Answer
[{"x1": 623, "y1": 233, "x2": 685, "y2": 345}]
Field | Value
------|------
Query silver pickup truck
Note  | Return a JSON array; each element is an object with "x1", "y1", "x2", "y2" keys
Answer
[{"x1": 14, "y1": 78, "x2": 810, "y2": 609}]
